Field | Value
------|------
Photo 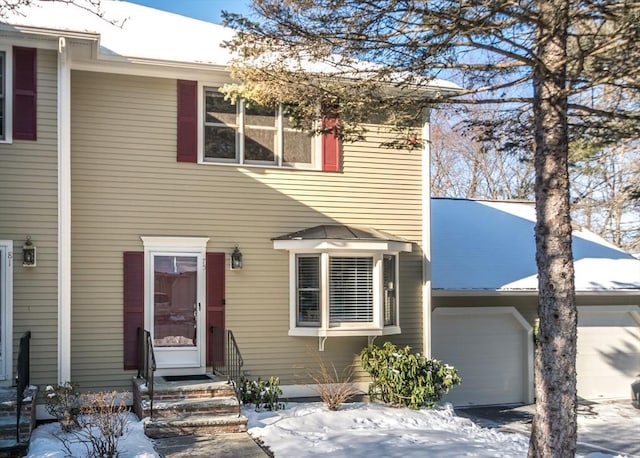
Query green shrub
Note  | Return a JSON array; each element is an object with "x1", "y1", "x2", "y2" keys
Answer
[
  {"x1": 240, "y1": 376, "x2": 286, "y2": 411},
  {"x1": 360, "y1": 341, "x2": 461, "y2": 409}
]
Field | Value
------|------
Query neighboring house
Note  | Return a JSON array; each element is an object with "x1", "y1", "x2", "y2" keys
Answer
[
  {"x1": 431, "y1": 198, "x2": 640, "y2": 406},
  {"x1": 0, "y1": 1, "x2": 456, "y2": 405}
]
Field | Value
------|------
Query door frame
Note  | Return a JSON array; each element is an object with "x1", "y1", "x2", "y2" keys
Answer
[
  {"x1": 141, "y1": 236, "x2": 209, "y2": 375},
  {"x1": 0, "y1": 241, "x2": 13, "y2": 383}
]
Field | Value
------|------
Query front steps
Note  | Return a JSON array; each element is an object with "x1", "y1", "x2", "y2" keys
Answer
[
  {"x1": 0, "y1": 385, "x2": 38, "y2": 457},
  {"x1": 132, "y1": 375, "x2": 247, "y2": 438}
]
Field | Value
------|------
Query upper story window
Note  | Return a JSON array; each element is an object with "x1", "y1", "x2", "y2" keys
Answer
[{"x1": 204, "y1": 88, "x2": 316, "y2": 168}]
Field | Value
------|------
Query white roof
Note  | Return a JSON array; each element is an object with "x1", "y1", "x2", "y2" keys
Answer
[
  {"x1": 432, "y1": 198, "x2": 640, "y2": 292},
  {"x1": 0, "y1": 1, "x2": 460, "y2": 92},
  {"x1": 2, "y1": 0, "x2": 235, "y2": 66}
]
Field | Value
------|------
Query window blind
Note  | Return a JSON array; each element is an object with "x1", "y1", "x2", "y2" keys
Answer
[
  {"x1": 297, "y1": 255, "x2": 320, "y2": 325},
  {"x1": 329, "y1": 257, "x2": 373, "y2": 322}
]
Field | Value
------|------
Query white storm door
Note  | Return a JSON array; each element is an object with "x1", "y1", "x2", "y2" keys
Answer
[
  {"x1": 150, "y1": 252, "x2": 204, "y2": 370},
  {"x1": 0, "y1": 241, "x2": 12, "y2": 382}
]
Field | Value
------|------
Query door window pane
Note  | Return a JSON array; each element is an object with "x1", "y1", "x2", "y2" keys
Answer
[{"x1": 154, "y1": 256, "x2": 197, "y2": 347}]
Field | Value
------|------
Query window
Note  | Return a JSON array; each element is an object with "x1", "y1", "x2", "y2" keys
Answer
[
  {"x1": 329, "y1": 257, "x2": 373, "y2": 322},
  {"x1": 297, "y1": 255, "x2": 320, "y2": 326},
  {"x1": 293, "y1": 252, "x2": 400, "y2": 336},
  {"x1": 203, "y1": 88, "x2": 315, "y2": 167}
]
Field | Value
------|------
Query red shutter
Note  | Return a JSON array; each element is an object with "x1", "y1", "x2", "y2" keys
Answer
[
  {"x1": 123, "y1": 252, "x2": 144, "y2": 370},
  {"x1": 177, "y1": 79, "x2": 198, "y2": 163},
  {"x1": 206, "y1": 252, "x2": 225, "y2": 366},
  {"x1": 13, "y1": 46, "x2": 37, "y2": 141},
  {"x1": 321, "y1": 117, "x2": 341, "y2": 172}
]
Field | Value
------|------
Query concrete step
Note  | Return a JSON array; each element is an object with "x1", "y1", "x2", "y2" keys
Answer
[
  {"x1": 0, "y1": 417, "x2": 31, "y2": 441},
  {"x1": 144, "y1": 414, "x2": 248, "y2": 438},
  {"x1": 143, "y1": 396, "x2": 240, "y2": 418},
  {"x1": 134, "y1": 376, "x2": 236, "y2": 400}
]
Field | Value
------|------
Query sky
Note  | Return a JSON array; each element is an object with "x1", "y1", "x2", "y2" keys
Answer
[{"x1": 127, "y1": 0, "x2": 252, "y2": 24}]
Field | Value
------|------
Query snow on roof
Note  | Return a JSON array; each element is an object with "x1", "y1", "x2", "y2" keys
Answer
[
  {"x1": 1, "y1": 1, "x2": 460, "y2": 92},
  {"x1": 432, "y1": 197, "x2": 640, "y2": 292},
  {"x1": 2, "y1": 0, "x2": 235, "y2": 66}
]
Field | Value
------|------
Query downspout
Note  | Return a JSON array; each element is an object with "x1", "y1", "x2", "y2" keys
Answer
[
  {"x1": 57, "y1": 36, "x2": 71, "y2": 384},
  {"x1": 421, "y1": 108, "x2": 432, "y2": 358}
]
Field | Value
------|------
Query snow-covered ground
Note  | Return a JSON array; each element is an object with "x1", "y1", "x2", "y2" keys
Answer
[
  {"x1": 26, "y1": 413, "x2": 157, "y2": 458},
  {"x1": 246, "y1": 402, "x2": 530, "y2": 457},
  {"x1": 25, "y1": 402, "x2": 632, "y2": 457}
]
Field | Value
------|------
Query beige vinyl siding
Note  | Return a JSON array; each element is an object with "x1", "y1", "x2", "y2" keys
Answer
[
  {"x1": 70, "y1": 70, "x2": 424, "y2": 389},
  {"x1": 0, "y1": 49, "x2": 58, "y2": 385}
]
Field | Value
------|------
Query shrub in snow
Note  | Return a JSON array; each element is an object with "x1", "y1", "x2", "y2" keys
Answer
[
  {"x1": 360, "y1": 342, "x2": 461, "y2": 409},
  {"x1": 308, "y1": 356, "x2": 358, "y2": 411},
  {"x1": 240, "y1": 376, "x2": 286, "y2": 411},
  {"x1": 45, "y1": 386, "x2": 131, "y2": 458},
  {"x1": 45, "y1": 383, "x2": 81, "y2": 432}
]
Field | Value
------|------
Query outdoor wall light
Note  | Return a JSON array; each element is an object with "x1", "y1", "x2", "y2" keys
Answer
[
  {"x1": 230, "y1": 246, "x2": 243, "y2": 270},
  {"x1": 22, "y1": 235, "x2": 36, "y2": 267}
]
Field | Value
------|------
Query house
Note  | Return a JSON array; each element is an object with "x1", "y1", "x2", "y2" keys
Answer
[
  {"x1": 431, "y1": 198, "x2": 640, "y2": 406},
  {"x1": 1, "y1": 2, "x2": 637, "y2": 425},
  {"x1": 0, "y1": 0, "x2": 460, "y2": 412}
]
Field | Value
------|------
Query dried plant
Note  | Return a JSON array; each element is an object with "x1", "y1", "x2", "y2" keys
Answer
[
  {"x1": 309, "y1": 356, "x2": 358, "y2": 411},
  {"x1": 52, "y1": 390, "x2": 131, "y2": 458}
]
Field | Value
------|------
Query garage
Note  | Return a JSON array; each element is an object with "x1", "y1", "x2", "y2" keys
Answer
[
  {"x1": 577, "y1": 306, "x2": 640, "y2": 400},
  {"x1": 431, "y1": 307, "x2": 534, "y2": 407}
]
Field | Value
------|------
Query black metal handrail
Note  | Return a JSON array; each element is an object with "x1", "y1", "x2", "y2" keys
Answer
[
  {"x1": 211, "y1": 327, "x2": 244, "y2": 403},
  {"x1": 16, "y1": 331, "x2": 31, "y2": 443},
  {"x1": 137, "y1": 328, "x2": 156, "y2": 419}
]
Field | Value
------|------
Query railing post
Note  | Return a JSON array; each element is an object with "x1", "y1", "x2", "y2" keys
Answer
[{"x1": 16, "y1": 331, "x2": 31, "y2": 443}]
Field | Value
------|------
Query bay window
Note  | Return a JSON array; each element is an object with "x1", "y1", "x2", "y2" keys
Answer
[
  {"x1": 274, "y1": 224, "x2": 411, "y2": 338},
  {"x1": 292, "y1": 252, "x2": 401, "y2": 336}
]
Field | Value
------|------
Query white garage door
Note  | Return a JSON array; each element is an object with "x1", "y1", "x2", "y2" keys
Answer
[
  {"x1": 577, "y1": 306, "x2": 640, "y2": 400},
  {"x1": 432, "y1": 307, "x2": 534, "y2": 406}
]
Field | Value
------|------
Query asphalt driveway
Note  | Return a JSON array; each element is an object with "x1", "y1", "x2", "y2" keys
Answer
[{"x1": 457, "y1": 400, "x2": 640, "y2": 457}]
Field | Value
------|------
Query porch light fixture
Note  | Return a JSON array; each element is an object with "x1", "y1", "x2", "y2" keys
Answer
[
  {"x1": 22, "y1": 235, "x2": 36, "y2": 267},
  {"x1": 230, "y1": 246, "x2": 243, "y2": 270}
]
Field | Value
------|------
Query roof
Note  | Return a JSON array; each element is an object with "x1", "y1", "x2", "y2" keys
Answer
[
  {"x1": 2, "y1": 0, "x2": 235, "y2": 66},
  {"x1": 273, "y1": 225, "x2": 409, "y2": 242},
  {"x1": 272, "y1": 225, "x2": 412, "y2": 252},
  {"x1": 0, "y1": 1, "x2": 461, "y2": 92},
  {"x1": 431, "y1": 198, "x2": 640, "y2": 292}
]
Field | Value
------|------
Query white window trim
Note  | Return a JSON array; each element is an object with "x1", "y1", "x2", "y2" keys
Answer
[
  {"x1": 0, "y1": 46, "x2": 13, "y2": 144},
  {"x1": 197, "y1": 83, "x2": 321, "y2": 170},
  {"x1": 0, "y1": 241, "x2": 13, "y2": 384},
  {"x1": 286, "y1": 248, "x2": 402, "y2": 338}
]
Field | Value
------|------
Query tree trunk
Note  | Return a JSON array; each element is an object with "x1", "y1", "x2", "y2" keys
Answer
[{"x1": 528, "y1": 0, "x2": 577, "y2": 457}]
